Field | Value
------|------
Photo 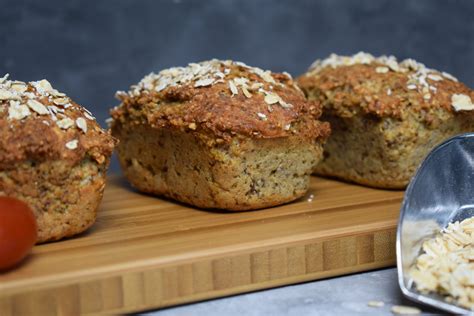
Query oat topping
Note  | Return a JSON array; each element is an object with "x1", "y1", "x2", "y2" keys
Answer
[
  {"x1": 310, "y1": 52, "x2": 457, "y2": 80},
  {"x1": 256, "y1": 112, "x2": 267, "y2": 121},
  {"x1": 251, "y1": 67, "x2": 276, "y2": 84},
  {"x1": 83, "y1": 112, "x2": 95, "y2": 120},
  {"x1": 0, "y1": 89, "x2": 20, "y2": 100},
  {"x1": 451, "y1": 94, "x2": 474, "y2": 112},
  {"x1": 53, "y1": 97, "x2": 69, "y2": 106},
  {"x1": 8, "y1": 101, "x2": 30, "y2": 120},
  {"x1": 0, "y1": 74, "x2": 8, "y2": 84},
  {"x1": 262, "y1": 90, "x2": 293, "y2": 108},
  {"x1": 105, "y1": 117, "x2": 113, "y2": 127},
  {"x1": 56, "y1": 117, "x2": 74, "y2": 130},
  {"x1": 194, "y1": 77, "x2": 215, "y2": 88},
  {"x1": 375, "y1": 66, "x2": 389, "y2": 74},
  {"x1": 9, "y1": 82, "x2": 27, "y2": 94},
  {"x1": 119, "y1": 59, "x2": 294, "y2": 112},
  {"x1": 241, "y1": 86, "x2": 252, "y2": 98},
  {"x1": 309, "y1": 52, "x2": 462, "y2": 103},
  {"x1": 427, "y1": 74, "x2": 443, "y2": 82},
  {"x1": 115, "y1": 90, "x2": 127, "y2": 100},
  {"x1": 410, "y1": 216, "x2": 474, "y2": 309},
  {"x1": 264, "y1": 93, "x2": 280, "y2": 105},
  {"x1": 228, "y1": 80, "x2": 238, "y2": 96},
  {"x1": 110, "y1": 60, "x2": 330, "y2": 141},
  {"x1": 76, "y1": 117, "x2": 88, "y2": 133},
  {"x1": 283, "y1": 71, "x2": 293, "y2": 79},
  {"x1": 0, "y1": 74, "x2": 93, "y2": 135},
  {"x1": 231, "y1": 77, "x2": 254, "y2": 99},
  {"x1": 27, "y1": 99, "x2": 49, "y2": 115},
  {"x1": 309, "y1": 52, "x2": 373, "y2": 70},
  {"x1": 442, "y1": 71, "x2": 458, "y2": 82},
  {"x1": 30, "y1": 79, "x2": 55, "y2": 96},
  {"x1": 65, "y1": 139, "x2": 78, "y2": 150}
]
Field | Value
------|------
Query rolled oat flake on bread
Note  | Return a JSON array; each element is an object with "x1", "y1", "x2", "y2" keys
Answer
[
  {"x1": 110, "y1": 59, "x2": 330, "y2": 210},
  {"x1": 0, "y1": 74, "x2": 116, "y2": 243},
  {"x1": 298, "y1": 52, "x2": 474, "y2": 189}
]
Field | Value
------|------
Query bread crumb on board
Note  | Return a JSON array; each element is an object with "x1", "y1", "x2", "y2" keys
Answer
[
  {"x1": 391, "y1": 305, "x2": 421, "y2": 315},
  {"x1": 367, "y1": 300, "x2": 385, "y2": 307}
]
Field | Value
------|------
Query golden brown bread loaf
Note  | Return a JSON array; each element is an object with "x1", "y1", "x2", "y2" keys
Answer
[
  {"x1": 0, "y1": 74, "x2": 116, "y2": 243},
  {"x1": 111, "y1": 59, "x2": 330, "y2": 210},
  {"x1": 298, "y1": 52, "x2": 474, "y2": 189}
]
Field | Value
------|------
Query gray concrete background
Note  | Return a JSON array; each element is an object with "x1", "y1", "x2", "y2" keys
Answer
[
  {"x1": 143, "y1": 268, "x2": 441, "y2": 315},
  {"x1": 2, "y1": 0, "x2": 473, "y2": 133}
]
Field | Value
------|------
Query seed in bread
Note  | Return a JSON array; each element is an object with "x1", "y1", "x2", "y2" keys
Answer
[
  {"x1": 110, "y1": 59, "x2": 330, "y2": 210},
  {"x1": 0, "y1": 74, "x2": 116, "y2": 243},
  {"x1": 298, "y1": 52, "x2": 474, "y2": 189}
]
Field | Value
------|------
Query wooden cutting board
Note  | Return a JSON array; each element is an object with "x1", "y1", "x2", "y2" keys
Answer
[{"x1": 0, "y1": 175, "x2": 404, "y2": 316}]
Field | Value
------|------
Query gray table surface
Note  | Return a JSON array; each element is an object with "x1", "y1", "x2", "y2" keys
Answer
[{"x1": 142, "y1": 268, "x2": 442, "y2": 316}]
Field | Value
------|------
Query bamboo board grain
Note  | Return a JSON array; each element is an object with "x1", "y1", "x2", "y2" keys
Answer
[{"x1": 0, "y1": 175, "x2": 404, "y2": 316}]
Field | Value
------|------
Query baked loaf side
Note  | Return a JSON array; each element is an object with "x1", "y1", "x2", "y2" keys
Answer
[
  {"x1": 111, "y1": 60, "x2": 330, "y2": 210},
  {"x1": 113, "y1": 124, "x2": 323, "y2": 210},
  {"x1": 0, "y1": 74, "x2": 115, "y2": 243},
  {"x1": 0, "y1": 158, "x2": 107, "y2": 242},
  {"x1": 316, "y1": 112, "x2": 472, "y2": 188},
  {"x1": 298, "y1": 52, "x2": 474, "y2": 188}
]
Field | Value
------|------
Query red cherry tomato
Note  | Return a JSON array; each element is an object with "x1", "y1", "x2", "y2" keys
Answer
[{"x1": 0, "y1": 197, "x2": 37, "y2": 270}]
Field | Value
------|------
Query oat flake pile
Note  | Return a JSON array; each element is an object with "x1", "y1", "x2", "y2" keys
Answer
[{"x1": 410, "y1": 217, "x2": 474, "y2": 309}]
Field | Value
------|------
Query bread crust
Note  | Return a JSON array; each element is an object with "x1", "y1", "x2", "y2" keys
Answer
[
  {"x1": 298, "y1": 53, "x2": 474, "y2": 188},
  {"x1": 0, "y1": 75, "x2": 116, "y2": 242},
  {"x1": 112, "y1": 60, "x2": 330, "y2": 142},
  {"x1": 111, "y1": 60, "x2": 329, "y2": 210},
  {"x1": 298, "y1": 56, "x2": 474, "y2": 121}
]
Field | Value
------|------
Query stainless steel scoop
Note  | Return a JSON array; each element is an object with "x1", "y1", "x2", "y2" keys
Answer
[{"x1": 397, "y1": 133, "x2": 474, "y2": 315}]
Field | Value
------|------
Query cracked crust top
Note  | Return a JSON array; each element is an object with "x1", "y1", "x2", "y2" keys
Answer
[
  {"x1": 110, "y1": 59, "x2": 330, "y2": 143},
  {"x1": 0, "y1": 74, "x2": 116, "y2": 169},
  {"x1": 298, "y1": 52, "x2": 474, "y2": 121}
]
